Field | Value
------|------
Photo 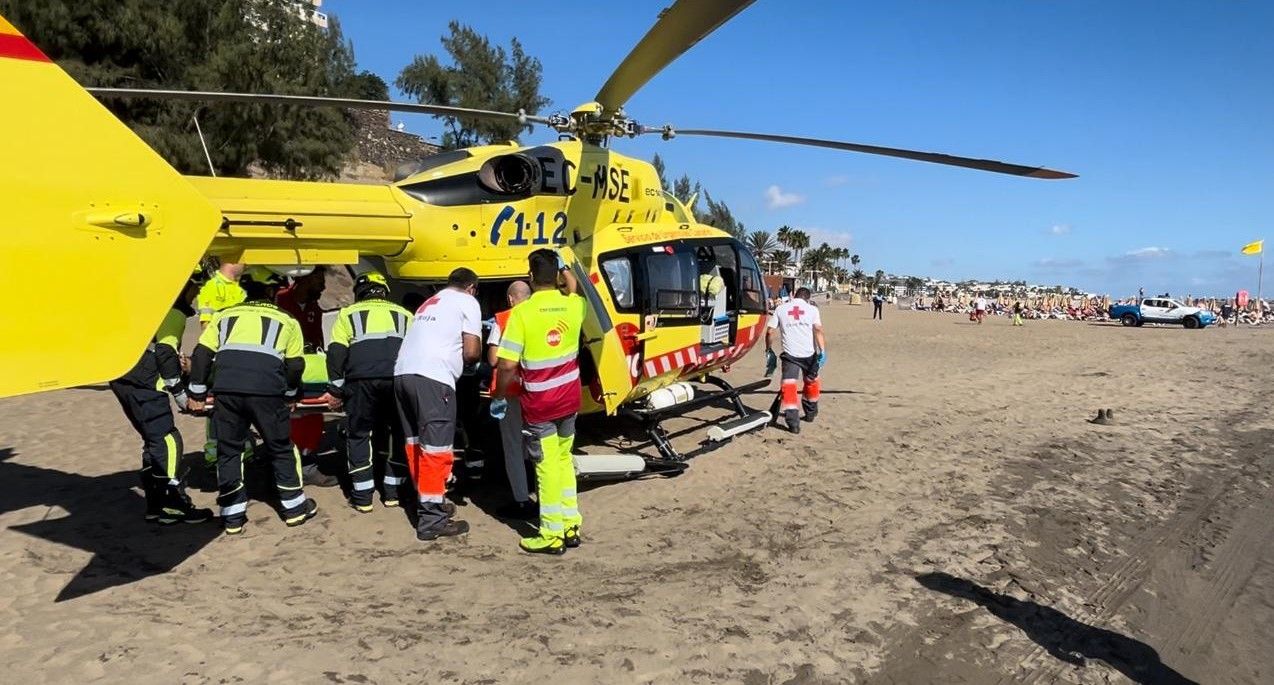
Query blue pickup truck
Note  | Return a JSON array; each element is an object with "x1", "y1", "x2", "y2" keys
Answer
[{"x1": 1109, "y1": 298, "x2": 1217, "y2": 329}]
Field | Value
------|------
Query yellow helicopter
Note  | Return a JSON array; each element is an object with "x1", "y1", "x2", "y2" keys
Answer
[{"x1": 0, "y1": 1, "x2": 1074, "y2": 473}]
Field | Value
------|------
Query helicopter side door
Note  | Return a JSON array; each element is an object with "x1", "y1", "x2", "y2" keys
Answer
[{"x1": 560, "y1": 246, "x2": 635, "y2": 415}]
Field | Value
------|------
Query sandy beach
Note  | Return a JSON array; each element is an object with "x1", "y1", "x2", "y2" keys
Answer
[{"x1": 1, "y1": 306, "x2": 1271, "y2": 683}]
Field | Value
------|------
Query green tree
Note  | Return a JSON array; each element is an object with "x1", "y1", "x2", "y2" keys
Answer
[
  {"x1": 905, "y1": 276, "x2": 926, "y2": 295},
  {"x1": 672, "y1": 174, "x2": 700, "y2": 213},
  {"x1": 872, "y1": 269, "x2": 886, "y2": 293},
  {"x1": 746, "y1": 230, "x2": 777, "y2": 262},
  {"x1": 802, "y1": 243, "x2": 836, "y2": 291},
  {"x1": 788, "y1": 230, "x2": 810, "y2": 264},
  {"x1": 769, "y1": 249, "x2": 793, "y2": 274},
  {"x1": 851, "y1": 253, "x2": 861, "y2": 269},
  {"x1": 700, "y1": 190, "x2": 745, "y2": 239},
  {"x1": 850, "y1": 268, "x2": 866, "y2": 292},
  {"x1": 651, "y1": 153, "x2": 671, "y2": 192},
  {"x1": 1, "y1": 0, "x2": 364, "y2": 179},
  {"x1": 396, "y1": 21, "x2": 550, "y2": 149}
]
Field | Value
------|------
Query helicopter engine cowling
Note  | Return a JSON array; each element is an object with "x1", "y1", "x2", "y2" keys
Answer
[{"x1": 477, "y1": 153, "x2": 540, "y2": 195}]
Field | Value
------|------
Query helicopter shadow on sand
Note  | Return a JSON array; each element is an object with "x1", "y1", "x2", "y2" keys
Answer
[
  {"x1": 915, "y1": 571, "x2": 1197, "y2": 685},
  {"x1": 0, "y1": 446, "x2": 221, "y2": 602}
]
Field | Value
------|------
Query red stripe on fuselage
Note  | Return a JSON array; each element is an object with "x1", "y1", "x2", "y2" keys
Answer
[{"x1": 0, "y1": 33, "x2": 50, "y2": 62}]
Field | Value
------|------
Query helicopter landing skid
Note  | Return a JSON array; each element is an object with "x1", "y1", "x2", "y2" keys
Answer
[{"x1": 623, "y1": 375, "x2": 771, "y2": 470}]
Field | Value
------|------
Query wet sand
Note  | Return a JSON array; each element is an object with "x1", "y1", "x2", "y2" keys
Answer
[{"x1": 1, "y1": 307, "x2": 1271, "y2": 683}]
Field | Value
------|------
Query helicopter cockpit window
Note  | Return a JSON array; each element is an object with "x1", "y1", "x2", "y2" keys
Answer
[
  {"x1": 645, "y1": 248, "x2": 699, "y2": 317},
  {"x1": 601, "y1": 256, "x2": 635, "y2": 310}
]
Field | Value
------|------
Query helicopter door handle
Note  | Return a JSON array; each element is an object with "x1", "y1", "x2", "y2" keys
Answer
[
  {"x1": 636, "y1": 330, "x2": 659, "y2": 341},
  {"x1": 86, "y1": 210, "x2": 151, "y2": 231}
]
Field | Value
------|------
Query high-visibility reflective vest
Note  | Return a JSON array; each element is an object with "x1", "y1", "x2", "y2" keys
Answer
[
  {"x1": 196, "y1": 271, "x2": 246, "y2": 324},
  {"x1": 488, "y1": 307, "x2": 521, "y2": 396},
  {"x1": 188, "y1": 301, "x2": 304, "y2": 399},
  {"x1": 326, "y1": 298, "x2": 412, "y2": 389},
  {"x1": 496, "y1": 289, "x2": 586, "y2": 424},
  {"x1": 117, "y1": 303, "x2": 191, "y2": 397}
]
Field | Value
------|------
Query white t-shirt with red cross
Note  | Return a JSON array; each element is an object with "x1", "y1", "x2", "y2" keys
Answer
[
  {"x1": 768, "y1": 297, "x2": 821, "y2": 358},
  {"x1": 394, "y1": 287, "x2": 481, "y2": 388}
]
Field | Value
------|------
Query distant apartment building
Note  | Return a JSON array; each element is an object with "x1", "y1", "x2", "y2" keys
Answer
[{"x1": 290, "y1": 0, "x2": 328, "y2": 29}]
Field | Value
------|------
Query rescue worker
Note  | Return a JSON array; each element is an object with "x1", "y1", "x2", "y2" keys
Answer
[
  {"x1": 109, "y1": 268, "x2": 212, "y2": 524},
  {"x1": 276, "y1": 266, "x2": 338, "y2": 487},
  {"x1": 196, "y1": 260, "x2": 249, "y2": 467},
  {"x1": 325, "y1": 272, "x2": 412, "y2": 512},
  {"x1": 394, "y1": 268, "x2": 482, "y2": 542},
  {"x1": 187, "y1": 267, "x2": 318, "y2": 535},
  {"x1": 494, "y1": 249, "x2": 586, "y2": 555},
  {"x1": 486, "y1": 280, "x2": 535, "y2": 520},
  {"x1": 766, "y1": 286, "x2": 826, "y2": 434}
]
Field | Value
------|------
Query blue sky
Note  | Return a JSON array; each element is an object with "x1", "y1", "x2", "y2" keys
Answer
[{"x1": 324, "y1": 0, "x2": 1273, "y2": 297}]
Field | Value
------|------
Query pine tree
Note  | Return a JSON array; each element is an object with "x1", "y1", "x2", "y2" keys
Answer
[{"x1": 396, "y1": 21, "x2": 550, "y2": 149}]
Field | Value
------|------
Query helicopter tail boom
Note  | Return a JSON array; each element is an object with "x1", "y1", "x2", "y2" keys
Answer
[{"x1": 187, "y1": 176, "x2": 414, "y2": 266}]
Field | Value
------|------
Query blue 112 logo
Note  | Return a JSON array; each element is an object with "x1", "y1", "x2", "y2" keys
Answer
[{"x1": 489, "y1": 206, "x2": 568, "y2": 246}]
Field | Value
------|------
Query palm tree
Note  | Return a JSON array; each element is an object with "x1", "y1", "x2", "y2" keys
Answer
[
  {"x1": 769, "y1": 249, "x2": 793, "y2": 274},
  {"x1": 851, "y1": 253, "x2": 861, "y2": 269},
  {"x1": 746, "y1": 230, "x2": 777, "y2": 263},
  {"x1": 802, "y1": 243, "x2": 836, "y2": 291},
  {"x1": 872, "y1": 268, "x2": 886, "y2": 294},
  {"x1": 776, "y1": 225, "x2": 793, "y2": 251},
  {"x1": 788, "y1": 230, "x2": 810, "y2": 265},
  {"x1": 850, "y1": 268, "x2": 866, "y2": 292},
  {"x1": 832, "y1": 266, "x2": 850, "y2": 287}
]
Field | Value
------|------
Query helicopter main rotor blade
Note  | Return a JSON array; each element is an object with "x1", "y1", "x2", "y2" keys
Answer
[
  {"x1": 595, "y1": 0, "x2": 755, "y2": 116},
  {"x1": 654, "y1": 127, "x2": 1077, "y2": 179},
  {"x1": 87, "y1": 88, "x2": 552, "y2": 126}
]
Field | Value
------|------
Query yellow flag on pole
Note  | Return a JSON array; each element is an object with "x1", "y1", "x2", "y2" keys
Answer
[{"x1": 1241, "y1": 239, "x2": 1263, "y2": 255}]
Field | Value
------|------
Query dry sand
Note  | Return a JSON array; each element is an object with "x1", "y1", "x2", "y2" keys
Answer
[{"x1": 1, "y1": 307, "x2": 1271, "y2": 684}]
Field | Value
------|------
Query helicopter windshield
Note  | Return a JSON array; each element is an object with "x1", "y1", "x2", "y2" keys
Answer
[{"x1": 645, "y1": 248, "x2": 699, "y2": 316}]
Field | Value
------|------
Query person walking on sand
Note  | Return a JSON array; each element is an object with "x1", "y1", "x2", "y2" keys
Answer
[
  {"x1": 1013, "y1": 300, "x2": 1024, "y2": 327},
  {"x1": 766, "y1": 287, "x2": 826, "y2": 434},
  {"x1": 974, "y1": 294, "x2": 987, "y2": 324},
  {"x1": 872, "y1": 291, "x2": 884, "y2": 320},
  {"x1": 394, "y1": 267, "x2": 482, "y2": 542},
  {"x1": 493, "y1": 250, "x2": 587, "y2": 555}
]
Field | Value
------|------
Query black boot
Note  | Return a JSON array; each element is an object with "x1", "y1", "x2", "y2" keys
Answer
[
  {"x1": 141, "y1": 471, "x2": 162, "y2": 522},
  {"x1": 157, "y1": 483, "x2": 214, "y2": 525}
]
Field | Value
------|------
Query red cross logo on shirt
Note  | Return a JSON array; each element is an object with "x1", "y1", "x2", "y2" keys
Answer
[{"x1": 789, "y1": 306, "x2": 805, "y2": 320}]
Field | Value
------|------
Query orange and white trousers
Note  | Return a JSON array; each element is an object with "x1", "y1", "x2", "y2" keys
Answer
[
  {"x1": 772, "y1": 353, "x2": 820, "y2": 429},
  {"x1": 394, "y1": 374, "x2": 456, "y2": 534}
]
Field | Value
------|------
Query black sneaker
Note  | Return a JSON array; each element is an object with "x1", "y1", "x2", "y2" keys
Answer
[
  {"x1": 496, "y1": 500, "x2": 537, "y2": 520},
  {"x1": 787, "y1": 422, "x2": 801, "y2": 435},
  {"x1": 284, "y1": 498, "x2": 319, "y2": 527},
  {"x1": 564, "y1": 526, "x2": 582, "y2": 548},
  {"x1": 801, "y1": 414, "x2": 817, "y2": 423},
  {"x1": 417, "y1": 519, "x2": 469, "y2": 541}
]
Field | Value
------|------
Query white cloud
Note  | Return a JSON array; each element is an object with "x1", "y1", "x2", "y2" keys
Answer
[
  {"x1": 1049, "y1": 224, "x2": 1072, "y2": 236},
  {"x1": 1125, "y1": 246, "x2": 1172, "y2": 259},
  {"x1": 764, "y1": 184, "x2": 805, "y2": 209},
  {"x1": 797, "y1": 226, "x2": 854, "y2": 251}
]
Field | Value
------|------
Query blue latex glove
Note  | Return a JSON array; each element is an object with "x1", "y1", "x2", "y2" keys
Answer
[
  {"x1": 817, "y1": 350, "x2": 827, "y2": 368},
  {"x1": 489, "y1": 398, "x2": 508, "y2": 420},
  {"x1": 764, "y1": 349, "x2": 777, "y2": 377}
]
